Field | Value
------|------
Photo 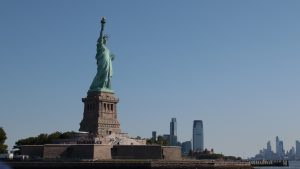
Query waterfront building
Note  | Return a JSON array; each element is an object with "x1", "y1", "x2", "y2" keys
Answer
[
  {"x1": 163, "y1": 134, "x2": 170, "y2": 144},
  {"x1": 193, "y1": 120, "x2": 204, "y2": 152},
  {"x1": 287, "y1": 146, "x2": 295, "y2": 160},
  {"x1": 275, "y1": 136, "x2": 285, "y2": 159},
  {"x1": 181, "y1": 141, "x2": 192, "y2": 155},
  {"x1": 267, "y1": 141, "x2": 271, "y2": 152},
  {"x1": 296, "y1": 140, "x2": 300, "y2": 159},
  {"x1": 276, "y1": 136, "x2": 279, "y2": 155},
  {"x1": 170, "y1": 118, "x2": 178, "y2": 146},
  {"x1": 152, "y1": 131, "x2": 157, "y2": 142},
  {"x1": 265, "y1": 141, "x2": 273, "y2": 159}
]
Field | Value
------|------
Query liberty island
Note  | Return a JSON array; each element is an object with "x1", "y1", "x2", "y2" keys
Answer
[
  {"x1": 15, "y1": 17, "x2": 181, "y2": 161},
  {"x1": 5, "y1": 18, "x2": 252, "y2": 169}
]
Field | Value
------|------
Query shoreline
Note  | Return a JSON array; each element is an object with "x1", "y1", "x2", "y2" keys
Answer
[{"x1": 5, "y1": 160, "x2": 253, "y2": 169}]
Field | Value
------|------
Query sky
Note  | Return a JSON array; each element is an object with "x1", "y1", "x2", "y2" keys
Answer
[{"x1": 1, "y1": 0, "x2": 300, "y2": 158}]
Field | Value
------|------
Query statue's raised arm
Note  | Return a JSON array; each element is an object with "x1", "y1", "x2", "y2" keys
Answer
[{"x1": 97, "y1": 17, "x2": 106, "y2": 45}]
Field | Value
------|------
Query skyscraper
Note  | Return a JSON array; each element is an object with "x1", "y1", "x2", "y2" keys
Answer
[
  {"x1": 276, "y1": 136, "x2": 285, "y2": 159},
  {"x1": 193, "y1": 120, "x2": 204, "y2": 152},
  {"x1": 152, "y1": 131, "x2": 157, "y2": 142},
  {"x1": 170, "y1": 118, "x2": 177, "y2": 146},
  {"x1": 267, "y1": 141, "x2": 271, "y2": 152},
  {"x1": 276, "y1": 136, "x2": 279, "y2": 155},
  {"x1": 182, "y1": 141, "x2": 192, "y2": 155},
  {"x1": 296, "y1": 140, "x2": 300, "y2": 159},
  {"x1": 265, "y1": 141, "x2": 273, "y2": 159}
]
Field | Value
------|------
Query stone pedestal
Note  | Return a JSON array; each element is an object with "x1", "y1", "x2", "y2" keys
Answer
[{"x1": 79, "y1": 91, "x2": 121, "y2": 137}]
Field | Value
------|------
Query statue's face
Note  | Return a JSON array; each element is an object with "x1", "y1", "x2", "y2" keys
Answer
[{"x1": 103, "y1": 37, "x2": 107, "y2": 44}]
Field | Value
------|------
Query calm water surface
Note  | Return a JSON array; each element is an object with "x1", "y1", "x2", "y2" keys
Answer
[{"x1": 255, "y1": 161, "x2": 300, "y2": 169}]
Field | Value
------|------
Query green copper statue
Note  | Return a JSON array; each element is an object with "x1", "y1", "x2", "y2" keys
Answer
[{"x1": 89, "y1": 17, "x2": 115, "y2": 93}]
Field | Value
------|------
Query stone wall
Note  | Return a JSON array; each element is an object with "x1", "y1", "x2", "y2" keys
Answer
[
  {"x1": 162, "y1": 146, "x2": 182, "y2": 160},
  {"x1": 111, "y1": 145, "x2": 162, "y2": 159},
  {"x1": 20, "y1": 144, "x2": 180, "y2": 160},
  {"x1": 94, "y1": 145, "x2": 112, "y2": 160},
  {"x1": 20, "y1": 145, "x2": 44, "y2": 158},
  {"x1": 43, "y1": 144, "x2": 72, "y2": 159},
  {"x1": 43, "y1": 144, "x2": 111, "y2": 160}
]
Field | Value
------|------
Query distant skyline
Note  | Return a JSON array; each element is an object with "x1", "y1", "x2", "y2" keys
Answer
[
  {"x1": 252, "y1": 136, "x2": 299, "y2": 160},
  {"x1": 1, "y1": 1, "x2": 300, "y2": 158}
]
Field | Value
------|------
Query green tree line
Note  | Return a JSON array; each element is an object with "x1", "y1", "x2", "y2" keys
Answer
[
  {"x1": 0, "y1": 127, "x2": 8, "y2": 153},
  {"x1": 15, "y1": 131, "x2": 76, "y2": 146},
  {"x1": 146, "y1": 135, "x2": 169, "y2": 146}
]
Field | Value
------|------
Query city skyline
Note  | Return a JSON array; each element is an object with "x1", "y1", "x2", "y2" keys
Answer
[
  {"x1": 1, "y1": 1, "x2": 300, "y2": 158},
  {"x1": 252, "y1": 136, "x2": 300, "y2": 160}
]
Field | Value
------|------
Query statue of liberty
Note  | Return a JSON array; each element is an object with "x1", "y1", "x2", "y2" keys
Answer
[{"x1": 89, "y1": 17, "x2": 115, "y2": 93}]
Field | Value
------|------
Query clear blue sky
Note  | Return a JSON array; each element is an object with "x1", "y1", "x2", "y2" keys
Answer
[{"x1": 1, "y1": 0, "x2": 300, "y2": 158}]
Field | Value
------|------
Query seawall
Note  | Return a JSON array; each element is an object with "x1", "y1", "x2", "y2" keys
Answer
[{"x1": 6, "y1": 160, "x2": 253, "y2": 169}]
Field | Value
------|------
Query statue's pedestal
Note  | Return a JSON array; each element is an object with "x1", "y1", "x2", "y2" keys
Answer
[{"x1": 79, "y1": 91, "x2": 121, "y2": 137}]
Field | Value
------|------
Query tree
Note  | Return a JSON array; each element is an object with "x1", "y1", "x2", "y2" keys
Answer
[
  {"x1": 48, "y1": 131, "x2": 62, "y2": 140},
  {"x1": 146, "y1": 135, "x2": 169, "y2": 146},
  {"x1": 157, "y1": 136, "x2": 169, "y2": 146},
  {"x1": 60, "y1": 131, "x2": 75, "y2": 139},
  {"x1": 15, "y1": 131, "x2": 76, "y2": 146},
  {"x1": 0, "y1": 127, "x2": 8, "y2": 153}
]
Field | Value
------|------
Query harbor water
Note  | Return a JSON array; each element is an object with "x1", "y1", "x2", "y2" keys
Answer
[{"x1": 255, "y1": 161, "x2": 300, "y2": 169}]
